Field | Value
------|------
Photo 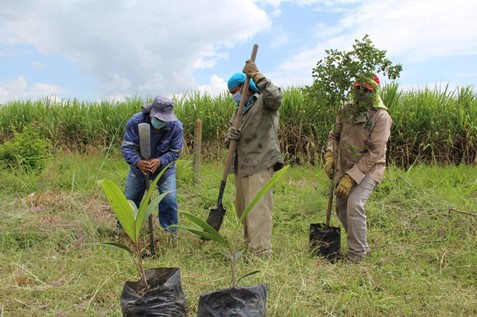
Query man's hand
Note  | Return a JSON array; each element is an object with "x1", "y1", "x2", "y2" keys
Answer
[
  {"x1": 324, "y1": 151, "x2": 335, "y2": 179},
  {"x1": 149, "y1": 158, "x2": 161, "y2": 174},
  {"x1": 335, "y1": 174, "x2": 354, "y2": 198},
  {"x1": 226, "y1": 126, "x2": 241, "y2": 141},
  {"x1": 137, "y1": 159, "x2": 151, "y2": 175},
  {"x1": 243, "y1": 60, "x2": 264, "y2": 83}
]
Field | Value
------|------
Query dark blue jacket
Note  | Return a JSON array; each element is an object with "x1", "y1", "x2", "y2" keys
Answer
[{"x1": 121, "y1": 111, "x2": 183, "y2": 182}]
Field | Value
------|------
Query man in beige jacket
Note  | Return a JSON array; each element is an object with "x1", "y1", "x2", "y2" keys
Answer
[
  {"x1": 225, "y1": 61, "x2": 284, "y2": 258},
  {"x1": 325, "y1": 75, "x2": 392, "y2": 263}
]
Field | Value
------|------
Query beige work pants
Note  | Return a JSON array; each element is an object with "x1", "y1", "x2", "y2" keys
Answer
[
  {"x1": 235, "y1": 167, "x2": 274, "y2": 256},
  {"x1": 335, "y1": 176, "x2": 378, "y2": 260}
]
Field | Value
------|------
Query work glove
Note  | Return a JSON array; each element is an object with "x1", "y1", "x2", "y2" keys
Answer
[
  {"x1": 324, "y1": 151, "x2": 335, "y2": 179},
  {"x1": 243, "y1": 60, "x2": 264, "y2": 83},
  {"x1": 335, "y1": 174, "x2": 354, "y2": 198},
  {"x1": 226, "y1": 126, "x2": 241, "y2": 141}
]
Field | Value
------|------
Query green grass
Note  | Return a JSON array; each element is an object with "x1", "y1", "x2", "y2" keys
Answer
[{"x1": 1, "y1": 152, "x2": 476, "y2": 316}]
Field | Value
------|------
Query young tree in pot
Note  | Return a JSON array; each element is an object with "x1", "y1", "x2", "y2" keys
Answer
[
  {"x1": 99, "y1": 164, "x2": 186, "y2": 316},
  {"x1": 171, "y1": 165, "x2": 289, "y2": 316}
]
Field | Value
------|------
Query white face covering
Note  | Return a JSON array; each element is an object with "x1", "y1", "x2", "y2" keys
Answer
[
  {"x1": 232, "y1": 91, "x2": 241, "y2": 105},
  {"x1": 151, "y1": 117, "x2": 167, "y2": 129}
]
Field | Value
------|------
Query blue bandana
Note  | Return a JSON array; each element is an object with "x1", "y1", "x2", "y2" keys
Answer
[{"x1": 227, "y1": 73, "x2": 259, "y2": 93}]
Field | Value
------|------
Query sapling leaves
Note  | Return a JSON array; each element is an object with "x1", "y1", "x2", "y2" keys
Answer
[
  {"x1": 237, "y1": 270, "x2": 260, "y2": 284},
  {"x1": 239, "y1": 165, "x2": 290, "y2": 223},
  {"x1": 136, "y1": 192, "x2": 169, "y2": 239},
  {"x1": 238, "y1": 165, "x2": 290, "y2": 224},
  {"x1": 172, "y1": 212, "x2": 228, "y2": 245},
  {"x1": 100, "y1": 179, "x2": 137, "y2": 241},
  {"x1": 172, "y1": 164, "x2": 290, "y2": 288},
  {"x1": 103, "y1": 242, "x2": 133, "y2": 255},
  {"x1": 98, "y1": 163, "x2": 172, "y2": 288}
]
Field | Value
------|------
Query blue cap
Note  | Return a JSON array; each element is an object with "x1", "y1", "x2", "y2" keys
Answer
[{"x1": 227, "y1": 73, "x2": 259, "y2": 93}]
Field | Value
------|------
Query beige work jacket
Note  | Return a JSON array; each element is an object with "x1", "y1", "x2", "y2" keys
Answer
[
  {"x1": 227, "y1": 77, "x2": 284, "y2": 177},
  {"x1": 327, "y1": 102, "x2": 392, "y2": 184}
]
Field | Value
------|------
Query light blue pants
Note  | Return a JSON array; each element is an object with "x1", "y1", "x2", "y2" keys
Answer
[{"x1": 124, "y1": 169, "x2": 178, "y2": 232}]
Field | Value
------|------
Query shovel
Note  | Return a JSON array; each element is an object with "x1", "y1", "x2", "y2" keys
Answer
[
  {"x1": 309, "y1": 179, "x2": 341, "y2": 261},
  {"x1": 205, "y1": 43, "x2": 259, "y2": 233},
  {"x1": 138, "y1": 122, "x2": 155, "y2": 256}
]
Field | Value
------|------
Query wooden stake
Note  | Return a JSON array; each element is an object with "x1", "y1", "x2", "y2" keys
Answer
[{"x1": 193, "y1": 118, "x2": 202, "y2": 184}]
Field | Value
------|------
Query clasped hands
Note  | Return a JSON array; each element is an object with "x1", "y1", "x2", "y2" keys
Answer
[{"x1": 137, "y1": 158, "x2": 161, "y2": 175}]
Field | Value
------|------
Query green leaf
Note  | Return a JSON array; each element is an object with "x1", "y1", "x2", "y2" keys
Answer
[
  {"x1": 238, "y1": 165, "x2": 290, "y2": 223},
  {"x1": 135, "y1": 191, "x2": 169, "y2": 237},
  {"x1": 233, "y1": 250, "x2": 244, "y2": 261},
  {"x1": 170, "y1": 224, "x2": 228, "y2": 246},
  {"x1": 237, "y1": 270, "x2": 260, "y2": 283},
  {"x1": 221, "y1": 250, "x2": 244, "y2": 262},
  {"x1": 133, "y1": 163, "x2": 172, "y2": 239},
  {"x1": 221, "y1": 252, "x2": 234, "y2": 262},
  {"x1": 102, "y1": 242, "x2": 133, "y2": 255},
  {"x1": 182, "y1": 212, "x2": 228, "y2": 245},
  {"x1": 99, "y1": 179, "x2": 136, "y2": 241},
  {"x1": 183, "y1": 212, "x2": 220, "y2": 235}
]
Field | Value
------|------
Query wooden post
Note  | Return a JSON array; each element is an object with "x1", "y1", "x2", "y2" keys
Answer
[{"x1": 193, "y1": 118, "x2": 202, "y2": 184}]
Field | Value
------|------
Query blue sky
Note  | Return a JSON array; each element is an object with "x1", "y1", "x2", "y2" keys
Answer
[{"x1": 0, "y1": 0, "x2": 476, "y2": 103}]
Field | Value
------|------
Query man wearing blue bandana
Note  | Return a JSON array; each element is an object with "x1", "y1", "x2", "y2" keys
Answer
[
  {"x1": 225, "y1": 60, "x2": 284, "y2": 258},
  {"x1": 120, "y1": 95, "x2": 184, "y2": 235}
]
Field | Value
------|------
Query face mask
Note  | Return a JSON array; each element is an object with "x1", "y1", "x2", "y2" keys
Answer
[
  {"x1": 232, "y1": 91, "x2": 241, "y2": 105},
  {"x1": 151, "y1": 117, "x2": 167, "y2": 129}
]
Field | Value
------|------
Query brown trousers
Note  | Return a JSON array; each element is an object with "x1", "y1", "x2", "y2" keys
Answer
[{"x1": 235, "y1": 167, "x2": 274, "y2": 256}]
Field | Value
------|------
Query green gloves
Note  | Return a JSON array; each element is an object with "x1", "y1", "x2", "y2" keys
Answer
[
  {"x1": 335, "y1": 174, "x2": 354, "y2": 198},
  {"x1": 324, "y1": 151, "x2": 334, "y2": 179},
  {"x1": 243, "y1": 60, "x2": 264, "y2": 83}
]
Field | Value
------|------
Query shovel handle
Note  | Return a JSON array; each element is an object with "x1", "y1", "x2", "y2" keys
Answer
[
  {"x1": 325, "y1": 180, "x2": 334, "y2": 229},
  {"x1": 145, "y1": 174, "x2": 155, "y2": 256},
  {"x1": 220, "y1": 44, "x2": 259, "y2": 185}
]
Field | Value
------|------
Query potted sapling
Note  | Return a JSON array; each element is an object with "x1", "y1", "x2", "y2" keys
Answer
[
  {"x1": 99, "y1": 166, "x2": 186, "y2": 317},
  {"x1": 171, "y1": 165, "x2": 289, "y2": 317}
]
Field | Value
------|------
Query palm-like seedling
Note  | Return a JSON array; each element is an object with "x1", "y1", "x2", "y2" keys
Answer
[
  {"x1": 99, "y1": 166, "x2": 170, "y2": 290},
  {"x1": 171, "y1": 165, "x2": 289, "y2": 287}
]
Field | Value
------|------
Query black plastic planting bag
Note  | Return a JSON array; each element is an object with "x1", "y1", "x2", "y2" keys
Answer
[
  {"x1": 197, "y1": 284, "x2": 268, "y2": 317},
  {"x1": 309, "y1": 223, "x2": 341, "y2": 261},
  {"x1": 120, "y1": 267, "x2": 186, "y2": 317}
]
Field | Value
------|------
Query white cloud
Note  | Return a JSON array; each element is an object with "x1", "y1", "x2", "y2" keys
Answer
[
  {"x1": 197, "y1": 74, "x2": 228, "y2": 96},
  {"x1": 0, "y1": 0, "x2": 476, "y2": 101},
  {"x1": 273, "y1": 0, "x2": 477, "y2": 89},
  {"x1": 0, "y1": 76, "x2": 28, "y2": 103},
  {"x1": 0, "y1": 76, "x2": 63, "y2": 103},
  {"x1": 0, "y1": 0, "x2": 271, "y2": 100},
  {"x1": 30, "y1": 82, "x2": 62, "y2": 96}
]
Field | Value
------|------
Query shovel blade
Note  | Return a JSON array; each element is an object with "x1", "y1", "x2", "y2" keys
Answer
[
  {"x1": 309, "y1": 223, "x2": 341, "y2": 261},
  {"x1": 206, "y1": 206, "x2": 226, "y2": 232}
]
